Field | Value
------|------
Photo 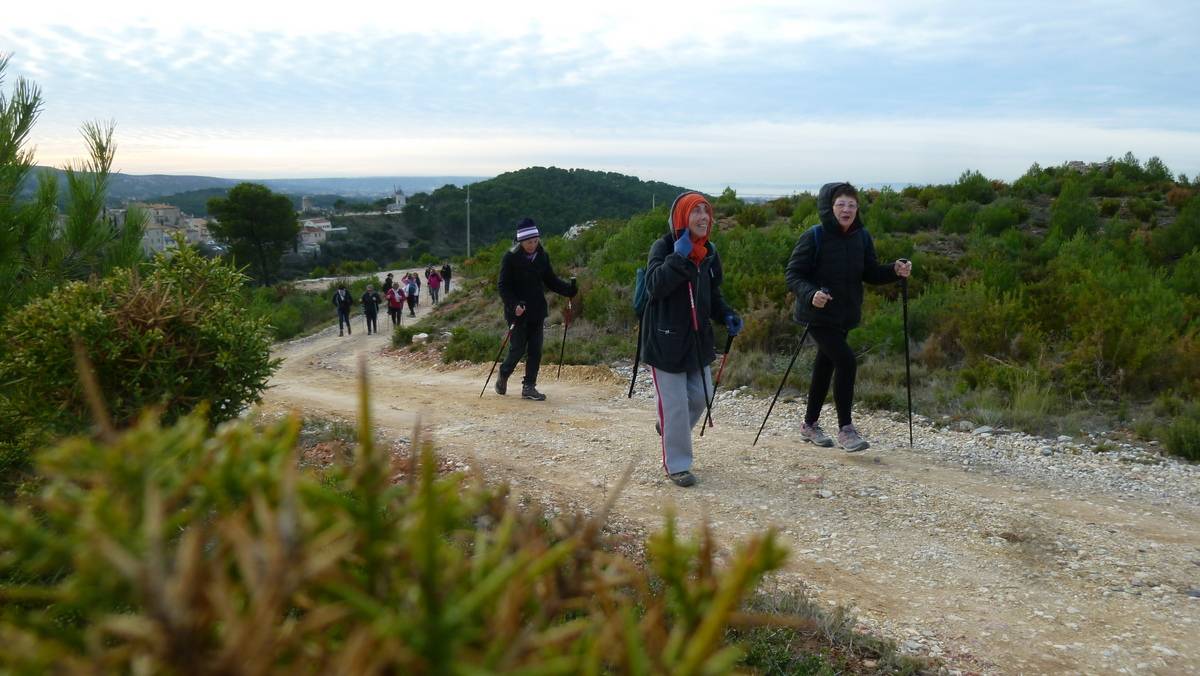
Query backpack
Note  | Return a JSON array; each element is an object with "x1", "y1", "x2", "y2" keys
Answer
[
  {"x1": 407, "y1": 282, "x2": 418, "y2": 297},
  {"x1": 808, "y1": 223, "x2": 872, "y2": 265},
  {"x1": 632, "y1": 267, "x2": 649, "y2": 317}
]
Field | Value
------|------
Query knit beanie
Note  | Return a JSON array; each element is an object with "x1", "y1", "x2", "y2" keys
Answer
[{"x1": 516, "y1": 217, "x2": 540, "y2": 242}]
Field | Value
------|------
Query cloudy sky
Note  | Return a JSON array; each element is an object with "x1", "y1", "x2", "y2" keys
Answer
[{"x1": 4, "y1": 0, "x2": 1199, "y2": 194}]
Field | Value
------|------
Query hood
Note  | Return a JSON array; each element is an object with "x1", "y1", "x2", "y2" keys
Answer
[{"x1": 817, "y1": 182, "x2": 864, "y2": 232}]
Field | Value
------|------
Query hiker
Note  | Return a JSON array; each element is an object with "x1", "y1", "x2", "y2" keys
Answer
[
  {"x1": 386, "y1": 283, "x2": 405, "y2": 326},
  {"x1": 428, "y1": 269, "x2": 443, "y2": 304},
  {"x1": 641, "y1": 192, "x2": 740, "y2": 488},
  {"x1": 495, "y1": 217, "x2": 578, "y2": 401},
  {"x1": 361, "y1": 285, "x2": 382, "y2": 335},
  {"x1": 785, "y1": 182, "x2": 912, "y2": 452},
  {"x1": 404, "y1": 275, "x2": 419, "y2": 317},
  {"x1": 383, "y1": 272, "x2": 394, "y2": 292},
  {"x1": 332, "y1": 283, "x2": 354, "y2": 336},
  {"x1": 441, "y1": 262, "x2": 452, "y2": 293}
]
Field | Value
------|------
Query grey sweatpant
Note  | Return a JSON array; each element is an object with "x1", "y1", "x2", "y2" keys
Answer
[{"x1": 651, "y1": 365, "x2": 713, "y2": 474}]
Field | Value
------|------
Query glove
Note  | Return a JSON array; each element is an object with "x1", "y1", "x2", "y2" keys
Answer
[
  {"x1": 724, "y1": 313, "x2": 743, "y2": 337},
  {"x1": 672, "y1": 231, "x2": 692, "y2": 257}
]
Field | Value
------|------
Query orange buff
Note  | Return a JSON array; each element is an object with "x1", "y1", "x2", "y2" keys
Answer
[{"x1": 671, "y1": 192, "x2": 711, "y2": 266}]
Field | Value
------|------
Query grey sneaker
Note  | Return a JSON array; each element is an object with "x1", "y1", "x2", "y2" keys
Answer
[
  {"x1": 668, "y1": 470, "x2": 696, "y2": 487},
  {"x1": 837, "y1": 424, "x2": 869, "y2": 453},
  {"x1": 799, "y1": 422, "x2": 834, "y2": 447},
  {"x1": 494, "y1": 374, "x2": 508, "y2": 395},
  {"x1": 521, "y1": 385, "x2": 546, "y2": 401}
]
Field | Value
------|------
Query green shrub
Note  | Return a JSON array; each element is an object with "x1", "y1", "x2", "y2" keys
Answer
[
  {"x1": 1129, "y1": 197, "x2": 1155, "y2": 222},
  {"x1": 1049, "y1": 178, "x2": 1099, "y2": 239},
  {"x1": 955, "y1": 169, "x2": 996, "y2": 204},
  {"x1": 974, "y1": 198, "x2": 1024, "y2": 235},
  {"x1": 0, "y1": 394, "x2": 787, "y2": 672},
  {"x1": 789, "y1": 195, "x2": 817, "y2": 225},
  {"x1": 1150, "y1": 196, "x2": 1200, "y2": 262},
  {"x1": 391, "y1": 323, "x2": 423, "y2": 347},
  {"x1": 0, "y1": 245, "x2": 277, "y2": 480},
  {"x1": 1164, "y1": 412, "x2": 1200, "y2": 461},
  {"x1": 1100, "y1": 198, "x2": 1122, "y2": 217},
  {"x1": 941, "y1": 201, "x2": 980, "y2": 234},
  {"x1": 736, "y1": 203, "x2": 770, "y2": 228},
  {"x1": 442, "y1": 326, "x2": 501, "y2": 363}
]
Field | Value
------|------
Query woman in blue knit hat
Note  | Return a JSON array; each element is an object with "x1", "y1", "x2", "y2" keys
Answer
[{"x1": 495, "y1": 217, "x2": 578, "y2": 400}]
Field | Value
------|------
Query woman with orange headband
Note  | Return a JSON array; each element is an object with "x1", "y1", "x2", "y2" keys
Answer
[{"x1": 640, "y1": 192, "x2": 742, "y2": 487}]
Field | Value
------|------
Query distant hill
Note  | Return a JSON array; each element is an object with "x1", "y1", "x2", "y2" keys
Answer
[
  {"x1": 18, "y1": 167, "x2": 487, "y2": 207},
  {"x1": 402, "y1": 167, "x2": 697, "y2": 255}
]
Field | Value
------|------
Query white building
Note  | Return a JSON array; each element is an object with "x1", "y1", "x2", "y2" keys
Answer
[
  {"x1": 297, "y1": 225, "x2": 327, "y2": 254},
  {"x1": 385, "y1": 187, "x2": 407, "y2": 214}
]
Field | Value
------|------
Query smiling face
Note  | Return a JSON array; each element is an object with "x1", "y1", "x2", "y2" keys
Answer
[
  {"x1": 832, "y1": 195, "x2": 858, "y2": 230},
  {"x1": 686, "y1": 202, "x2": 712, "y2": 239}
]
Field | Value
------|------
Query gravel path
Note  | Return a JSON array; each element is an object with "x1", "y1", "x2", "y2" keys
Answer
[{"x1": 260, "y1": 326, "x2": 1200, "y2": 675}]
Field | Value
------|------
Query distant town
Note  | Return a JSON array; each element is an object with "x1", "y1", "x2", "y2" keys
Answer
[{"x1": 106, "y1": 187, "x2": 411, "y2": 256}]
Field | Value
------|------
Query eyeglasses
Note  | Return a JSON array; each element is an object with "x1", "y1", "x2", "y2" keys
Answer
[{"x1": 833, "y1": 201, "x2": 858, "y2": 209}]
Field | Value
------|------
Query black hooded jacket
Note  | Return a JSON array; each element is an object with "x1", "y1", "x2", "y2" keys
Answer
[
  {"x1": 497, "y1": 244, "x2": 576, "y2": 325},
  {"x1": 785, "y1": 182, "x2": 898, "y2": 330},
  {"x1": 639, "y1": 233, "x2": 733, "y2": 373}
]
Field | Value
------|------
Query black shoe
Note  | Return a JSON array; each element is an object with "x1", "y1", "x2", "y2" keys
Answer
[
  {"x1": 521, "y1": 386, "x2": 546, "y2": 401},
  {"x1": 668, "y1": 471, "x2": 696, "y2": 487},
  {"x1": 494, "y1": 374, "x2": 508, "y2": 396}
]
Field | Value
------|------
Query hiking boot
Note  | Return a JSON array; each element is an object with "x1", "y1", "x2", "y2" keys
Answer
[
  {"x1": 799, "y1": 422, "x2": 834, "y2": 447},
  {"x1": 494, "y1": 374, "x2": 508, "y2": 396},
  {"x1": 837, "y1": 424, "x2": 869, "y2": 453},
  {"x1": 521, "y1": 385, "x2": 546, "y2": 401},
  {"x1": 668, "y1": 471, "x2": 696, "y2": 487}
]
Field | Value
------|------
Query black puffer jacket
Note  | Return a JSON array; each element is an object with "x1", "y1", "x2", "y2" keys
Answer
[
  {"x1": 497, "y1": 244, "x2": 576, "y2": 325},
  {"x1": 640, "y1": 234, "x2": 733, "y2": 373},
  {"x1": 785, "y1": 182, "x2": 898, "y2": 330}
]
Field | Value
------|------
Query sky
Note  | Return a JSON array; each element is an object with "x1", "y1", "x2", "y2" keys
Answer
[{"x1": 3, "y1": 0, "x2": 1199, "y2": 195}]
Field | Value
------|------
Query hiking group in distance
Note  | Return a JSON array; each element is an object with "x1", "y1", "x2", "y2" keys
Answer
[
  {"x1": 330, "y1": 262, "x2": 453, "y2": 335},
  {"x1": 481, "y1": 183, "x2": 913, "y2": 488}
]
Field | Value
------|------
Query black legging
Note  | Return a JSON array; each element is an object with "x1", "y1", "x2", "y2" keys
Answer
[
  {"x1": 805, "y1": 325, "x2": 857, "y2": 428},
  {"x1": 364, "y1": 311, "x2": 377, "y2": 334},
  {"x1": 499, "y1": 320, "x2": 545, "y2": 387}
]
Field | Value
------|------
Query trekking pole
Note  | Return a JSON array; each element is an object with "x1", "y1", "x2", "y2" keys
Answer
[
  {"x1": 628, "y1": 319, "x2": 643, "y2": 398},
  {"x1": 900, "y1": 260, "x2": 913, "y2": 447},
  {"x1": 699, "y1": 333, "x2": 735, "y2": 437},
  {"x1": 480, "y1": 323, "x2": 515, "y2": 398},
  {"x1": 753, "y1": 326, "x2": 811, "y2": 446},
  {"x1": 686, "y1": 282, "x2": 713, "y2": 432},
  {"x1": 557, "y1": 277, "x2": 575, "y2": 379}
]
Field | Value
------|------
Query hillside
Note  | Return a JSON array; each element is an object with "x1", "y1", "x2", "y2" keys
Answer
[
  {"x1": 426, "y1": 153, "x2": 1200, "y2": 461},
  {"x1": 17, "y1": 167, "x2": 486, "y2": 206},
  {"x1": 400, "y1": 167, "x2": 695, "y2": 255}
]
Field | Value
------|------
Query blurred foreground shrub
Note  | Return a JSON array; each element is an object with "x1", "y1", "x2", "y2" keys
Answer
[{"x1": 0, "y1": 386, "x2": 786, "y2": 673}]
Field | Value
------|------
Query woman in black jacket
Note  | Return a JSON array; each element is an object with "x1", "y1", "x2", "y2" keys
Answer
[
  {"x1": 642, "y1": 192, "x2": 741, "y2": 487},
  {"x1": 785, "y1": 182, "x2": 912, "y2": 452},
  {"x1": 495, "y1": 218, "x2": 577, "y2": 401}
]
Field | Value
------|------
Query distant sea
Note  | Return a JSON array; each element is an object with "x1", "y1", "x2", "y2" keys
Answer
[{"x1": 695, "y1": 182, "x2": 913, "y2": 201}]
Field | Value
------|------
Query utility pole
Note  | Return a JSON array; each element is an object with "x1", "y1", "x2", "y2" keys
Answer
[{"x1": 466, "y1": 184, "x2": 471, "y2": 258}]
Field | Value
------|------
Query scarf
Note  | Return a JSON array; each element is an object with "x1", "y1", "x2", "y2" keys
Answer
[{"x1": 671, "y1": 193, "x2": 711, "y2": 266}]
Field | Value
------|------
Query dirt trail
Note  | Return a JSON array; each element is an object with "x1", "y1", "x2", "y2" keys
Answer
[{"x1": 261, "y1": 313, "x2": 1200, "y2": 675}]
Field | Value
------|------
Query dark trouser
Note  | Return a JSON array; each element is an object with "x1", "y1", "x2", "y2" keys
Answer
[
  {"x1": 431, "y1": 288, "x2": 439, "y2": 304},
  {"x1": 388, "y1": 307, "x2": 398, "y2": 326},
  {"x1": 805, "y1": 325, "x2": 856, "y2": 428},
  {"x1": 365, "y1": 311, "x2": 377, "y2": 334},
  {"x1": 337, "y1": 309, "x2": 351, "y2": 333},
  {"x1": 406, "y1": 296, "x2": 416, "y2": 316},
  {"x1": 444, "y1": 278, "x2": 451, "y2": 293},
  {"x1": 499, "y1": 320, "x2": 545, "y2": 387}
]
